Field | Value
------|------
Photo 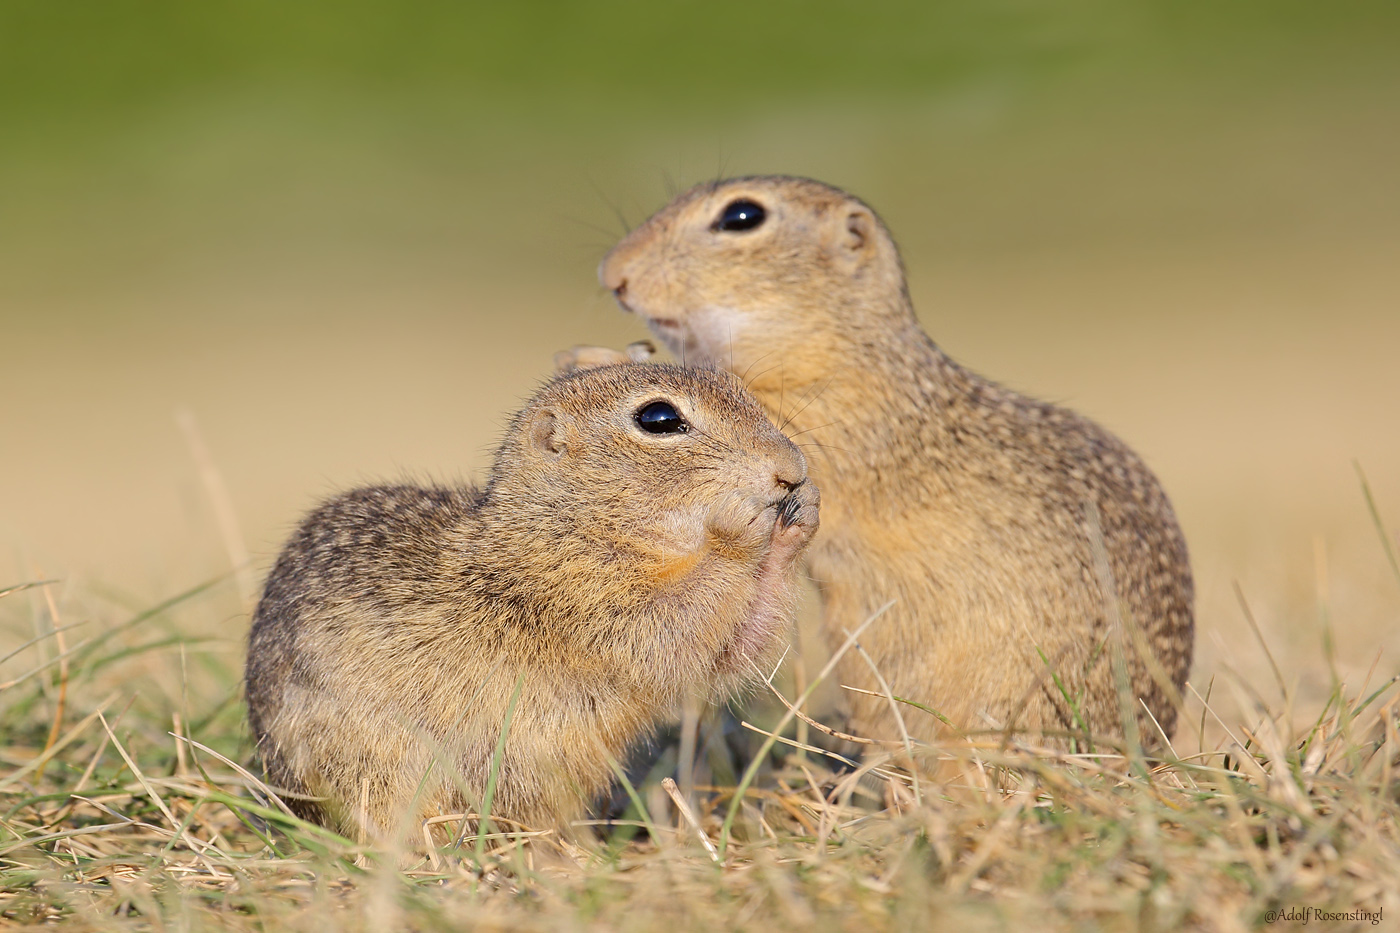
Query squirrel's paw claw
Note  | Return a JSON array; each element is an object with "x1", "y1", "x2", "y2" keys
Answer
[{"x1": 774, "y1": 482, "x2": 820, "y2": 550}]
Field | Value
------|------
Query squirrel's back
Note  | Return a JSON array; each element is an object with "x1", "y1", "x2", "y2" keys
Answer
[{"x1": 245, "y1": 483, "x2": 481, "y2": 815}]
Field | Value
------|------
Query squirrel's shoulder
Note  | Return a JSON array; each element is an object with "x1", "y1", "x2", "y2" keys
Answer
[{"x1": 258, "y1": 482, "x2": 482, "y2": 611}]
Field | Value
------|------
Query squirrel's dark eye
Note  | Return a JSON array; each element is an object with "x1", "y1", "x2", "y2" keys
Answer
[
  {"x1": 713, "y1": 199, "x2": 766, "y2": 232},
  {"x1": 635, "y1": 401, "x2": 688, "y2": 434}
]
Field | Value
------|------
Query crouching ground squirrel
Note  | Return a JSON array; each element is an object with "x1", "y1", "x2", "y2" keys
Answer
[
  {"x1": 245, "y1": 363, "x2": 819, "y2": 842},
  {"x1": 580, "y1": 175, "x2": 1193, "y2": 748}
]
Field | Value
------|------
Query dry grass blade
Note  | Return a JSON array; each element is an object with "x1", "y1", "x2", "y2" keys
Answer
[
  {"x1": 1233, "y1": 581, "x2": 1289, "y2": 703},
  {"x1": 752, "y1": 658, "x2": 901, "y2": 746},
  {"x1": 0, "y1": 580, "x2": 59, "y2": 602},
  {"x1": 88, "y1": 714, "x2": 229, "y2": 882},
  {"x1": 740, "y1": 719, "x2": 858, "y2": 768},
  {"x1": 845, "y1": 627, "x2": 921, "y2": 805},
  {"x1": 662, "y1": 777, "x2": 720, "y2": 863},
  {"x1": 33, "y1": 580, "x2": 70, "y2": 785},
  {"x1": 177, "y1": 408, "x2": 257, "y2": 610},
  {"x1": 717, "y1": 599, "x2": 896, "y2": 856},
  {"x1": 172, "y1": 732, "x2": 297, "y2": 817}
]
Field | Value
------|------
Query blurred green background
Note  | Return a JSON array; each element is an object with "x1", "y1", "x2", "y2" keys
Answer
[{"x1": 3, "y1": 1, "x2": 1399, "y2": 693}]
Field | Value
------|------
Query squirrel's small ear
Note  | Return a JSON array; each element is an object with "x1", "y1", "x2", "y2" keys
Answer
[
  {"x1": 529, "y1": 409, "x2": 566, "y2": 459},
  {"x1": 844, "y1": 210, "x2": 873, "y2": 252},
  {"x1": 831, "y1": 208, "x2": 876, "y2": 270}
]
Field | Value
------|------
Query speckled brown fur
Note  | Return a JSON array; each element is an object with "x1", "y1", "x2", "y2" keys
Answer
[
  {"x1": 589, "y1": 175, "x2": 1193, "y2": 747},
  {"x1": 245, "y1": 363, "x2": 819, "y2": 842}
]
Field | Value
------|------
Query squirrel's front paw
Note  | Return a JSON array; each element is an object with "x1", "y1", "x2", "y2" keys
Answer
[
  {"x1": 705, "y1": 489, "x2": 777, "y2": 555},
  {"x1": 553, "y1": 341, "x2": 655, "y2": 374},
  {"x1": 773, "y1": 481, "x2": 820, "y2": 553}
]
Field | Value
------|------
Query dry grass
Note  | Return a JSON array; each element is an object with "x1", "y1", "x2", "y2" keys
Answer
[{"x1": 2, "y1": 558, "x2": 1398, "y2": 933}]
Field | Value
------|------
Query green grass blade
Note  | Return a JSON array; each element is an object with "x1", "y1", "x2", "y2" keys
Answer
[
  {"x1": 472, "y1": 671, "x2": 525, "y2": 865},
  {"x1": 604, "y1": 752, "x2": 661, "y2": 847},
  {"x1": 1355, "y1": 461, "x2": 1400, "y2": 593}
]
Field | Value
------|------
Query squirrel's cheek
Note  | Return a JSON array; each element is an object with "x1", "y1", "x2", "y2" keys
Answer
[{"x1": 648, "y1": 506, "x2": 707, "y2": 554}]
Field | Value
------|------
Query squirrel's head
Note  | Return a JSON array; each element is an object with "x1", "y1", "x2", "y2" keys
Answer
[
  {"x1": 598, "y1": 176, "x2": 912, "y2": 391},
  {"x1": 491, "y1": 362, "x2": 806, "y2": 556}
]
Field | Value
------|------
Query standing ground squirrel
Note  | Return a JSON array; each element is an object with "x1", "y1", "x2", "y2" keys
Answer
[
  {"x1": 245, "y1": 363, "x2": 819, "y2": 842},
  {"x1": 583, "y1": 175, "x2": 1193, "y2": 747}
]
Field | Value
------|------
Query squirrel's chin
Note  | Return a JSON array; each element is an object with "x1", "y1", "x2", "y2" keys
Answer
[
  {"x1": 642, "y1": 317, "x2": 690, "y2": 358},
  {"x1": 711, "y1": 615, "x2": 788, "y2": 689},
  {"x1": 640, "y1": 304, "x2": 747, "y2": 367}
]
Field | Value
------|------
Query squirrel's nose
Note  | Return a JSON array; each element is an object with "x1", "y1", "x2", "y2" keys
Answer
[
  {"x1": 598, "y1": 255, "x2": 626, "y2": 293},
  {"x1": 773, "y1": 450, "x2": 807, "y2": 491}
]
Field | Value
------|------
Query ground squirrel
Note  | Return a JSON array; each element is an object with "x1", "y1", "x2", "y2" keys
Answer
[
  {"x1": 584, "y1": 175, "x2": 1193, "y2": 747},
  {"x1": 244, "y1": 363, "x2": 820, "y2": 842}
]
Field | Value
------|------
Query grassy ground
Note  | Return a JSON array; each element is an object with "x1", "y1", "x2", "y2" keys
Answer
[{"x1": 2, "y1": 533, "x2": 1398, "y2": 932}]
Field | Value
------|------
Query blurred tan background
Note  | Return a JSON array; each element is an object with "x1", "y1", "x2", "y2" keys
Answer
[{"x1": 3, "y1": 1, "x2": 1398, "y2": 704}]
